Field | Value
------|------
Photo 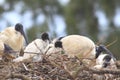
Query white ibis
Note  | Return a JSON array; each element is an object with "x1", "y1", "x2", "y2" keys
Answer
[
  {"x1": 94, "y1": 45, "x2": 117, "y2": 69},
  {"x1": 13, "y1": 32, "x2": 50, "y2": 62},
  {"x1": 0, "y1": 23, "x2": 28, "y2": 52},
  {"x1": 59, "y1": 35, "x2": 96, "y2": 59}
]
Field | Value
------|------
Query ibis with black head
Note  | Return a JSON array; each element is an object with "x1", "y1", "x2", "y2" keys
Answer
[
  {"x1": 13, "y1": 32, "x2": 50, "y2": 62},
  {"x1": 0, "y1": 23, "x2": 28, "y2": 52},
  {"x1": 59, "y1": 35, "x2": 96, "y2": 59}
]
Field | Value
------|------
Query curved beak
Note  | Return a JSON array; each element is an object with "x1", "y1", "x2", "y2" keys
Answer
[{"x1": 21, "y1": 30, "x2": 29, "y2": 45}]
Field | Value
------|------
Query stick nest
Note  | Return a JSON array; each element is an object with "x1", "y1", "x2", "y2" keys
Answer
[{"x1": 0, "y1": 53, "x2": 120, "y2": 80}]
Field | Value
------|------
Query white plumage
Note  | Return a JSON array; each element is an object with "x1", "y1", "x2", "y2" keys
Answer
[
  {"x1": 94, "y1": 53, "x2": 117, "y2": 69},
  {"x1": 0, "y1": 40, "x2": 6, "y2": 55},
  {"x1": 60, "y1": 35, "x2": 96, "y2": 59},
  {"x1": 13, "y1": 39, "x2": 49, "y2": 62},
  {"x1": 13, "y1": 32, "x2": 50, "y2": 62},
  {"x1": 0, "y1": 23, "x2": 28, "y2": 51},
  {"x1": 13, "y1": 39, "x2": 63, "y2": 62},
  {"x1": 93, "y1": 53, "x2": 117, "y2": 80}
]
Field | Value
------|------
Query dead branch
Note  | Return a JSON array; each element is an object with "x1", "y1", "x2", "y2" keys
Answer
[{"x1": 84, "y1": 67, "x2": 120, "y2": 75}]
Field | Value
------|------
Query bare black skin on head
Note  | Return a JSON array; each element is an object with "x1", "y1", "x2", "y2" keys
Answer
[
  {"x1": 102, "y1": 54, "x2": 111, "y2": 68},
  {"x1": 103, "y1": 54, "x2": 112, "y2": 62},
  {"x1": 15, "y1": 23, "x2": 28, "y2": 45},
  {"x1": 55, "y1": 40, "x2": 63, "y2": 48},
  {"x1": 41, "y1": 32, "x2": 50, "y2": 41},
  {"x1": 15, "y1": 23, "x2": 23, "y2": 33},
  {"x1": 103, "y1": 62, "x2": 110, "y2": 68}
]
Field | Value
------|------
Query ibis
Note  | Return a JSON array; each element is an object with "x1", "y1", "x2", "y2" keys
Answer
[
  {"x1": 13, "y1": 32, "x2": 50, "y2": 62},
  {"x1": 59, "y1": 35, "x2": 96, "y2": 59},
  {"x1": 0, "y1": 23, "x2": 28, "y2": 52}
]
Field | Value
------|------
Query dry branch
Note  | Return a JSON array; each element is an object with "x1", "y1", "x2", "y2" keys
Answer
[
  {"x1": 82, "y1": 66, "x2": 120, "y2": 75},
  {"x1": 5, "y1": 73, "x2": 31, "y2": 80}
]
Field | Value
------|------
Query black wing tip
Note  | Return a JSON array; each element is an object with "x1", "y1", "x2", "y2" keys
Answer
[{"x1": 4, "y1": 44, "x2": 13, "y2": 53}]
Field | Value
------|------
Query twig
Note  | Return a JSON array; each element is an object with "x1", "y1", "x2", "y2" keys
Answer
[
  {"x1": 106, "y1": 37, "x2": 118, "y2": 48},
  {"x1": 91, "y1": 68, "x2": 120, "y2": 75},
  {"x1": 34, "y1": 41, "x2": 43, "y2": 54},
  {"x1": 83, "y1": 66, "x2": 120, "y2": 75},
  {"x1": 22, "y1": 63, "x2": 29, "y2": 71}
]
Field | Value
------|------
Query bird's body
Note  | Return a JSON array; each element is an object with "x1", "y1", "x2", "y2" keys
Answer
[
  {"x1": 13, "y1": 38, "x2": 50, "y2": 62},
  {"x1": 13, "y1": 38, "x2": 63, "y2": 62},
  {"x1": 0, "y1": 27, "x2": 25, "y2": 51},
  {"x1": 13, "y1": 32, "x2": 50, "y2": 62},
  {"x1": 60, "y1": 35, "x2": 96, "y2": 59},
  {"x1": 0, "y1": 23, "x2": 28, "y2": 52},
  {"x1": 93, "y1": 53, "x2": 117, "y2": 80}
]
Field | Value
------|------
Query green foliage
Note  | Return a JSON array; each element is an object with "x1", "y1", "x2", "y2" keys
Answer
[
  {"x1": 26, "y1": 22, "x2": 49, "y2": 42},
  {"x1": 106, "y1": 29, "x2": 120, "y2": 59}
]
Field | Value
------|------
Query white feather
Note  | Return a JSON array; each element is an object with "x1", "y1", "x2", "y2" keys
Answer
[
  {"x1": 60, "y1": 35, "x2": 96, "y2": 59},
  {"x1": 0, "y1": 40, "x2": 6, "y2": 56},
  {"x1": 13, "y1": 39, "x2": 49, "y2": 62},
  {"x1": 94, "y1": 53, "x2": 117, "y2": 69},
  {"x1": 0, "y1": 27, "x2": 25, "y2": 51}
]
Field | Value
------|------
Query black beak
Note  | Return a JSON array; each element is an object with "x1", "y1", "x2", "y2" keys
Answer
[
  {"x1": 15, "y1": 23, "x2": 29, "y2": 45},
  {"x1": 21, "y1": 30, "x2": 29, "y2": 45}
]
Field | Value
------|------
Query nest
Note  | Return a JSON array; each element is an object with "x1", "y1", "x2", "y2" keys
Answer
[{"x1": 0, "y1": 52, "x2": 120, "y2": 80}]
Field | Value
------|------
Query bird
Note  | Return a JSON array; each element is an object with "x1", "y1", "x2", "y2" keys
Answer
[
  {"x1": 0, "y1": 23, "x2": 28, "y2": 52},
  {"x1": 45, "y1": 40, "x2": 63, "y2": 55},
  {"x1": 94, "y1": 45, "x2": 117, "y2": 69},
  {"x1": 96, "y1": 45, "x2": 116, "y2": 61},
  {"x1": 58, "y1": 35, "x2": 96, "y2": 59},
  {"x1": 13, "y1": 32, "x2": 50, "y2": 62},
  {"x1": 94, "y1": 53, "x2": 117, "y2": 69},
  {"x1": 93, "y1": 49, "x2": 117, "y2": 80}
]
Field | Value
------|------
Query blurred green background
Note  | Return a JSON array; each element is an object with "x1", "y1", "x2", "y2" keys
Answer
[{"x1": 0, "y1": 0, "x2": 120, "y2": 59}]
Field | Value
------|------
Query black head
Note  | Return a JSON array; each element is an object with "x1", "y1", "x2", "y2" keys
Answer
[
  {"x1": 15, "y1": 23, "x2": 28, "y2": 45},
  {"x1": 102, "y1": 54, "x2": 111, "y2": 68},
  {"x1": 41, "y1": 32, "x2": 49, "y2": 41},
  {"x1": 102, "y1": 62, "x2": 110, "y2": 68},
  {"x1": 15, "y1": 23, "x2": 23, "y2": 32},
  {"x1": 55, "y1": 40, "x2": 63, "y2": 48},
  {"x1": 103, "y1": 54, "x2": 112, "y2": 62}
]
